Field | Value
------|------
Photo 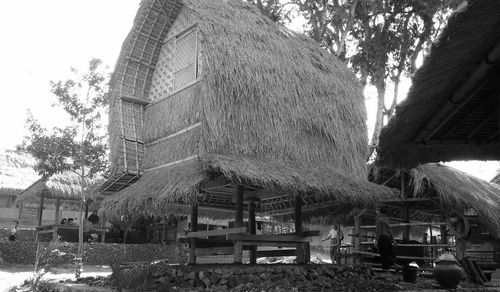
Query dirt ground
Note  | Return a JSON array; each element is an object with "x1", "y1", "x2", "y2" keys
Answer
[
  {"x1": 0, "y1": 264, "x2": 111, "y2": 292},
  {"x1": 1, "y1": 264, "x2": 500, "y2": 292}
]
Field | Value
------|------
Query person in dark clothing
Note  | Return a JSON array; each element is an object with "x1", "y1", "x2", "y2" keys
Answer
[
  {"x1": 88, "y1": 211, "x2": 100, "y2": 224},
  {"x1": 60, "y1": 218, "x2": 67, "y2": 224},
  {"x1": 375, "y1": 207, "x2": 397, "y2": 270},
  {"x1": 9, "y1": 221, "x2": 19, "y2": 241}
]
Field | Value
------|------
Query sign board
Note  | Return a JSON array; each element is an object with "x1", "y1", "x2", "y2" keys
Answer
[{"x1": 20, "y1": 207, "x2": 38, "y2": 219}]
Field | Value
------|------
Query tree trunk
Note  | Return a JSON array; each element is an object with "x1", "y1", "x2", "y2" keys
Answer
[{"x1": 367, "y1": 81, "x2": 386, "y2": 158}]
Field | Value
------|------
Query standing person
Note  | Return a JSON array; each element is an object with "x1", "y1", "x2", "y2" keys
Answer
[
  {"x1": 322, "y1": 223, "x2": 344, "y2": 263},
  {"x1": 9, "y1": 220, "x2": 19, "y2": 241},
  {"x1": 375, "y1": 207, "x2": 397, "y2": 271}
]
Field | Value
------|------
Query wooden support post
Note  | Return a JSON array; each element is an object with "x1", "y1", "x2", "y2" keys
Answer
[
  {"x1": 101, "y1": 213, "x2": 107, "y2": 243},
  {"x1": 18, "y1": 203, "x2": 23, "y2": 220},
  {"x1": 336, "y1": 222, "x2": 342, "y2": 264},
  {"x1": 54, "y1": 198, "x2": 61, "y2": 224},
  {"x1": 401, "y1": 174, "x2": 410, "y2": 242},
  {"x1": 455, "y1": 219, "x2": 466, "y2": 261},
  {"x1": 38, "y1": 191, "x2": 45, "y2": 226},
  {"x1": 440, "y1": 216, "x2": 448, "y2": 245},
  {"x1": 248, "y1": 201, "x2": 257, "y2": 264},
  {"x1": 234, "y1": 185, "x2": 244, "y2": 264},
  {"x1": 295, "y1": 195, "x2": 307, "y2": 264},
  {"x1": 189, "y1": 203, "x2": 198, "y2": 265},
  {"x1": 354, "y1": 209, "x2": 362, "y2": 264}
]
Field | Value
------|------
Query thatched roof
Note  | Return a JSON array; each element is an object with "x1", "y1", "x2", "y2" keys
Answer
[
  {"x1": 16, "y1": 171, "x2": 103, "y2": 203},
  {"x1": 371, "y1": 164, "x2": 500, "y2": 239},
  {"x1": 377, "y1": 0, "x2": 500, "y2": 169},
  {"x1": 102, "y1": 0, "x2": 397, "y2": 219},
  {"x1": 0, "y1": 149, "x2": 39, "y2": 196}
]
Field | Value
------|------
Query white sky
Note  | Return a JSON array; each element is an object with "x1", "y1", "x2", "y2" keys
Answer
[{"x1": 0, "y1": 1, "x2": 498, "y2": 181}]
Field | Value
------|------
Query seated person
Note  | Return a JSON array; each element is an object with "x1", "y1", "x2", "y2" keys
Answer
[
  {"x1": 67, "y1": 218, "x2": 75, "y2": 225},
  {"x1": 60, "y1": 218, "x2": 67, "y2": 225}
]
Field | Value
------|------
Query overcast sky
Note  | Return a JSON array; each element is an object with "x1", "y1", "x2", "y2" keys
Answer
[{"x1": 0, "y1": 0, "x2": 498, "y2": 180}]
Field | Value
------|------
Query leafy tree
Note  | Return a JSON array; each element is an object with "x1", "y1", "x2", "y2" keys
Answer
[
  {"x1": 18, "y1": 58, "x2": 109, "y2": 277},
  {"x1": 283, "y1": 0, "x2": 457, "y2": 157}
]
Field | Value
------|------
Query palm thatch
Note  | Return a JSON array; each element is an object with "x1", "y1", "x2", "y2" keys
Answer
[
  {"x1": 0, "y1": 149, "x2": 39, "y2": 196},
  {"x1": 371, "y1": 164, "x2": 500, "y2": 239},
  {"x1": 102, "y1": 0, "x2": 397, "y2": 219},
  {"x1": 377, "y1": 0, "x2": 500, "y2": 169}
]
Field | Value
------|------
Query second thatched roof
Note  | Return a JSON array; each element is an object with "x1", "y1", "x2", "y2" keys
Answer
[{"x1": 371, "y1": 164, "x2": 500, "y2": 239}]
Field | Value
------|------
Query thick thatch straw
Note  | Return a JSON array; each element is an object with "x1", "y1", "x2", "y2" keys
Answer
[
  {"x1": 103, "y1": 0, "x2": 396, "y2": 218},
  {"x1": 411, "y1": 164, "x2": 500, "y2": 239},
  {"x1": 377, "y1": 0, "x2": 500, "y2": 169},
  {"x1": 0, "y1": 149, "x2": 39, "y2": 195}
]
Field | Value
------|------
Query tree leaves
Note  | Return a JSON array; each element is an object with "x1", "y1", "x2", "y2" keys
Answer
[{"x1": 18, "y1": 58, "x2": 109, "y2": 180}]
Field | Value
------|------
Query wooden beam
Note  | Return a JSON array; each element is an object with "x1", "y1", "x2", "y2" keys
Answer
[
  {"x1": 352, "y1": 250, "x2": 437, "y2": 261},
  {"x1": 185, "y1": 227, "x2": 247, "y2": 238},
  {"x1": 227, "y1": 234, "x2": 312, "y2": 243},
  {"x1": 256, "y1": 249, "x2": 296, "y2": 258},
  {"x1": 441, "y1": 97, "x2": 494, "y2": 141},
  {"x1": 277, "y1": 230, "x2": 320, "y2": 237},
  {"x1": 360, "y1": 222, "x2": 447, "y2": 229},
  {"x1": 236, "y1": 241, "x2": 301, "y2": 248},
  {"x1": 195, "y1": 247, "x2": 235, "y2": 257},
  {"x1": 417, "y1": 140, "x2": 500, "y2": 147}
]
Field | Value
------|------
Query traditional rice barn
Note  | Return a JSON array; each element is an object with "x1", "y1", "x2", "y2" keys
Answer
[
  {"x1": 100, "y1": 0, "x2": 396, "y2": 263},
  {"x1": 363, "y1": 164, "x2": 500, "y2": 275},
  {"x1": 377, "y1": 0, "x2": 500, "y2": 169}
]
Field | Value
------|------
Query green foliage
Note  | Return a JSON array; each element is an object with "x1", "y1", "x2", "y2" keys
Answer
[
  {"x1": 30, "y1": 239, "x2": 76, "y2": 291},
  {"x1": 18, "y1": 58, "x2": 109, "y2": 179}
]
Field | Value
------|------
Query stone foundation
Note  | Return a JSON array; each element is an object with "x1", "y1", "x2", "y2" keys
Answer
[
  {"x1": 0, "y1": 241, "x2": 180, "y2": 265},
  {"x1": 110, "y1": 263, "x2": 399, "y2": 291}
]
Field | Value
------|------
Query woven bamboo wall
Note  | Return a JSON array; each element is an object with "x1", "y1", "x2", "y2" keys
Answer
[
  {"x1": 108, "y1": 0, "x2": 184, "y2": 177},
  {"x1": 143, "y1": 6, "x2": 204, "y2": 170}
]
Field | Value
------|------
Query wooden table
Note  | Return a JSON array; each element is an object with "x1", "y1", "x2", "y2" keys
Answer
[
  {"x1": 182, "y1": 227, "x2": 318, "y2": 264},
  {"x1": 35, "y1": 224, "x2": 109, "y2": 243}
]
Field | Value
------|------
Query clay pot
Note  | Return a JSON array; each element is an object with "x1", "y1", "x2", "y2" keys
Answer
[{"x1": 433, "y1": 259, "x2": 463, "y2": 289}]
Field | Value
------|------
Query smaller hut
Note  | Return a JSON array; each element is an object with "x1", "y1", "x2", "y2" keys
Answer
[{"x1": 15, "y1": 170, "x2": 104, "y2": 243}]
